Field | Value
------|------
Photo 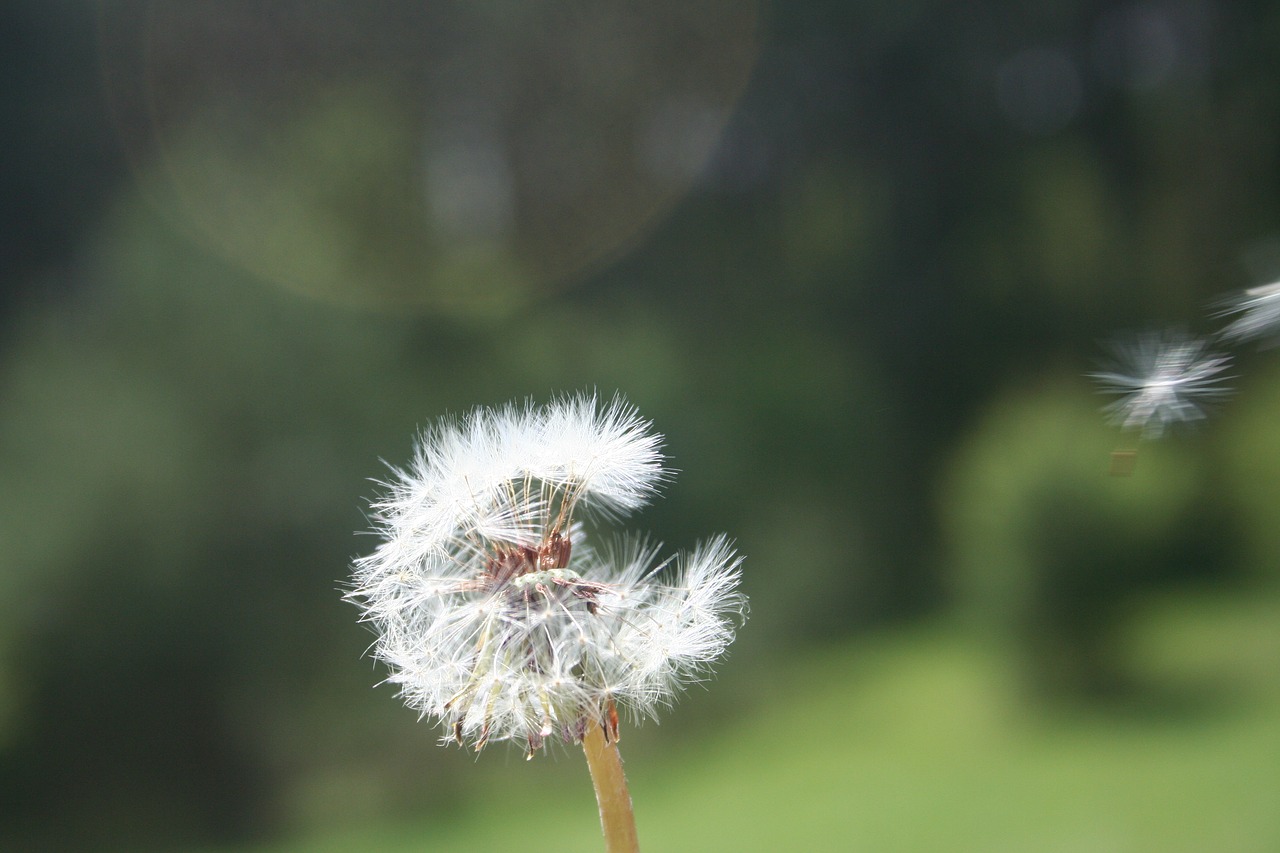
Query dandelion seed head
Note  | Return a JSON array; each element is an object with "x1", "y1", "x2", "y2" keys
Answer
[
  {"x1": 347, "y1": 393, "x2": 745, "y2": 756},
  {"x1": 1216, "y1": 280, "x2": 1280, "y2": 346},
  {"x1": 1089, "y1": 330, "x2": 1232, "y2": 438}
]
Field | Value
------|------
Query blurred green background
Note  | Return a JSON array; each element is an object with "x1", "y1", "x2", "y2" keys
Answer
[{"x1": 3, "y1": 1, "x2": 1279, "y2": 850}]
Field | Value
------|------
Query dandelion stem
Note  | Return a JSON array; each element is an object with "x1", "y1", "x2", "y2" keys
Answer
[{"x1": 582, "y1": 722, "x2": 640, "y2": 853}]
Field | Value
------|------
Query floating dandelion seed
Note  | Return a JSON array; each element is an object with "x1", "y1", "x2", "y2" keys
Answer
[
  {"x1": 1215, "y1": 280, "x2": 1280, "y2": 345},
  {"x1": 1090, "y1": 330, "x2": 1232, "y2": 439},
  {"x1": 346, "y1": 394, "x2": 746, "y2": 760}
]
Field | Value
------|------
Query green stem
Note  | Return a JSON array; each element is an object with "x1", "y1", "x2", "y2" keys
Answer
[{"x1": 582, "y1": 721, "x2": 640, "y2": 853}]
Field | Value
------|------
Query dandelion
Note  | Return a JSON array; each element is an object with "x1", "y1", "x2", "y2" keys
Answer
[
  {"x1": 347, "y1": 393, "x2": 746, "y2": 852},
  {"x1": 1090, "y1": 330, "x2": 1232, "y2": 439},
  {"x1": 1215, "y1": 280, "x2": 1280, "y2": 345}
]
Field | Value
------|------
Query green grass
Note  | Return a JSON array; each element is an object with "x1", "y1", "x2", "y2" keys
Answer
[{"x1": 230, "y1": 593, "x2": 1280, "y2": 852}]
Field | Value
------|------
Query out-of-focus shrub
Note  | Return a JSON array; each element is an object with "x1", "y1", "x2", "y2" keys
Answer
[
  {"x1": 1220, "y1": 359, "x2": 1280, "y2": 588},
  {"x1": 942, "y1": 374, "x2": 1216, "y2": 698}
]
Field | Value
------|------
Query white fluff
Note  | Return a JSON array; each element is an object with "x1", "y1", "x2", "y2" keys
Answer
[
  {"x1": 347, "y1": 393, "x2": 745, "y2": 756},
  {"x1": 1217, "y1": 280, "x2": 1280, "y2": 346},
  {"x1": 1090, "y1": 330, "x2": 1232, "y2": 438}
]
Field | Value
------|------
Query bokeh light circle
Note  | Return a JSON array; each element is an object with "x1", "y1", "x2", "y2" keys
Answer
[{"x1": 100, "y1": 2, "x2": 759, "y2": 314}]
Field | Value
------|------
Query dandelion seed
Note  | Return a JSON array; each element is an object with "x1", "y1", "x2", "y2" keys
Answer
[
  {"x1": 1108, "y1": 449, "x2": 1138, "y2": 477},
  {"x1": 1215, "y1": 280, "x2": 1280, "y2": 345},
  {"x1": 346, "y1": 393, "x2": 746, "y2": 758},
  {"x1": 1089, "y1": 330, "x2": 1232, "y2": 438}
]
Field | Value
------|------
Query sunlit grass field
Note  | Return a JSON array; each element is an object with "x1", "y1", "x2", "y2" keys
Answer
[{"x1": 224, "y1": 592, "x2": 1280, "y2": 853}]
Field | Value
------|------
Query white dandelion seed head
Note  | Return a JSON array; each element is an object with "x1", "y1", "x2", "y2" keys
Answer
[
  {"x1": 1215, "y1": 280, "x2": 1280, "y2": 346},
  {"x1": 1089, "y1": 329, "x2": 1232, "y2": 439},
  {"x1": 347, "y1": 393, "x2": 745, "y2": 757}
]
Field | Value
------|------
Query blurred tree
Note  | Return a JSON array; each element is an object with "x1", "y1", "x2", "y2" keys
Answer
[{"x1": 0, "y1": 1, "x2": 126, "y2": 324}]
